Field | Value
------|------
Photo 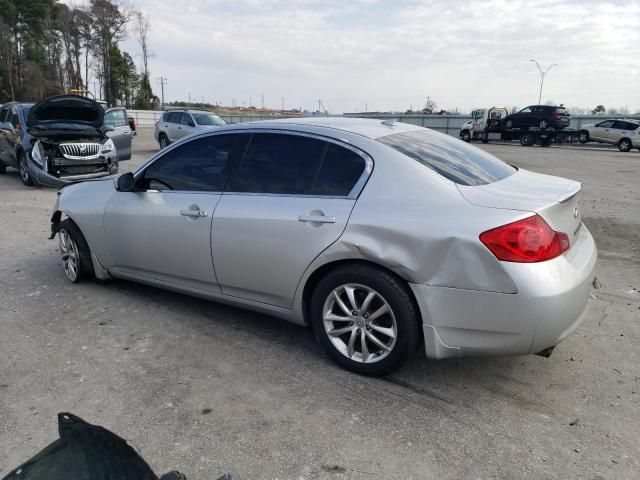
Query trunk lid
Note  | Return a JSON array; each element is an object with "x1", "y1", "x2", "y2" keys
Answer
[
  {"x1": 458, "y1": 169, "x2": 583, "y2": 246},
  {"x1": 28, "y1": 95, "x2": 104, "y2": 140}
]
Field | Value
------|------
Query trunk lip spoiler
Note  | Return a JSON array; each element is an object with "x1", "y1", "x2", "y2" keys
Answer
[{"x1": 557, "y1": 182, "x2": 581, "y2": 204}]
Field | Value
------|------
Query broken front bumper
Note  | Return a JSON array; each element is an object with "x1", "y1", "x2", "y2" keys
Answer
[{"x1": 27, "y1": 150, "x2": 118, "y2": 188}]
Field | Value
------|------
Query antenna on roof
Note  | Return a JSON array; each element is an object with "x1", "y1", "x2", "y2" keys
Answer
[{"x1": 381, "y1": 119, "x2": 398, "y2": 126}]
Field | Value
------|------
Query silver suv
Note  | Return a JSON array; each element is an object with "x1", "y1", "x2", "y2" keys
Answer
[
  {"x1": 154, "y1": 109, "x2": 226, "y2": 149},
  {"x1": 578, "y1": 118, "x2": 640, "y2": 152}
]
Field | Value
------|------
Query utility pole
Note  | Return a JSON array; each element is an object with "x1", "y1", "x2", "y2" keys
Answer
[
  {"x1": 157, "y1": 76, "x2": 168, "y2": 110},
  {"x1": 249, "y1": 96, "x2": 252, "y2": 108},
  {"x1": 261, "y1": 93, "x2": 264, "y2": 110},
  {"x1": 530, "y1": 59, "x2": 558, "y2": 104},
  {"x1": 281, "y1": 97, "x2": 284, "y2": 111}
]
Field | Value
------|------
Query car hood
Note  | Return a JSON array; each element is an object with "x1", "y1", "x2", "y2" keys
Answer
[{"x1": 28, "y1": 95, "x2": 104, "y2": 140}]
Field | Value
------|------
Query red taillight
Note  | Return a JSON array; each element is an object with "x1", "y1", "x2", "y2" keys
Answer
[{"x1": 480, "y1": 214, "x2": 570, "y2": 263}]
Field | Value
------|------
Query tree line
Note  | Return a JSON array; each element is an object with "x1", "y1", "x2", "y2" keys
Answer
[{"x1": 0, "y1": 0, "x2": 156, "y2": 108}]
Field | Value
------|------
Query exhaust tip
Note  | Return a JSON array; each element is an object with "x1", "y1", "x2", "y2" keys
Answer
[{"x1": 535, "y1": 346, "x2": 555, "y2": 358}]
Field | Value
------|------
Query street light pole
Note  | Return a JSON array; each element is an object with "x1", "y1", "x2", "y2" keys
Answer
[{"x1": 530, "y1": 60, "x2": 558, "y2": 104}]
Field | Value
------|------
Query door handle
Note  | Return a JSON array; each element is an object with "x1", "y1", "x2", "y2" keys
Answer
[
  {"x1": 180, "y1": 209, "x2": 208, "y2": 217},
  {"x1": 298, "y1": 214, "x2": 336, "y2": 224}
]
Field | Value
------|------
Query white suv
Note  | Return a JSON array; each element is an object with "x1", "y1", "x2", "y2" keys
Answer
[
  {"x1": 578, "y1": 119, "x2": 640, "y2": 152},
  {"x1": 154, "y1": 109, "x2": 226, "y2": 149}
]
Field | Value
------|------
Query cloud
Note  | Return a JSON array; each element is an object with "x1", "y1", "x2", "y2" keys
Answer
[{"x1": 118, "y1": 0, "x2": 640, "y2": 112}]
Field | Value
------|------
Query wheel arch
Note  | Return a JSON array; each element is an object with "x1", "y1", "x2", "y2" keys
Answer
[{"x1": 299, "y1": 258, "x2": 422, "y2": 328}]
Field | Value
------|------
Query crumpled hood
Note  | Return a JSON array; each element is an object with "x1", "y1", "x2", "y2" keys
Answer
[{"x1": 28, "y1": 95, "x2": 104, "y2": 139}]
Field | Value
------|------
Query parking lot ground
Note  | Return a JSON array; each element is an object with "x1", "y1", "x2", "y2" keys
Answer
[{"x1": 1, "y1": 129, "x2": 639, "y2": 479}]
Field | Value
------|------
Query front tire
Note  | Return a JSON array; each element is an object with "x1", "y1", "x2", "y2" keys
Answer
[
  {"x1": 18, "y1": 152, "x2": 34, "y2": 186},
  {"x1": 310, "y1": 265, "x2": 420, "y2": 376},
  {"x1": 618, "y1": 138, "x2": 632, "y2": 152},
  {"x1": 461, "y1": 130, "x2": 471, "y2": 142},
  {"x1": 58, "y1": 219, "x2": 94, "y2": 283}
]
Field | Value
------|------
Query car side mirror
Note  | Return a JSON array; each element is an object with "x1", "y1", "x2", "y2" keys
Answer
[
  {"x1": 0, "y1": 121, "x2": 15, "y2": 134},
  {"x1": 188, "y1": 121, "x2": 195, "y2": 127},
  {"x1": 101, "y1": 125, "x2": 115, "y2": 134},
  {"x1": 116, "y1": 172, "x2": 135, "y2": 192}
]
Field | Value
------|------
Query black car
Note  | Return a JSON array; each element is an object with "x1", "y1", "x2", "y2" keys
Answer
[{"x1": 502, "y1": 105, "x2": 571, "y2": 130}]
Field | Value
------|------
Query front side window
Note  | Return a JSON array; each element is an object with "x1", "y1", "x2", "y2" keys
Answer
[
  {"x1": 597, "y1": 120, "x2": 614, "y2": 128},
  {"x1": 229, "y1": 133, "x2": 326, "y2": 194},
  {"x1": 192, "y1": 113, "x2": 226, "y2": 126},
  {"x1": 137, "y1": 134, "x2": 238, "y2": 191},
  {"x1": 10, "y1": 109, "x2": 20, "y2": 128},
  {"x1": 378, "y1": 129, "x2": 515, "y2": 186},
  {"x1": 179, "y1": 113, "x2": 193, "y2": 126},
  {"x1": 520, "y1": 107, "x2": 533, "y2": 114},
  {"x1": 104, "y1": 109, "x2": 128, "y2": 128}
]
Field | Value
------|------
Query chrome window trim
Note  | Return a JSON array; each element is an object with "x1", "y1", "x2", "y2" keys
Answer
[{"x1": 134, "y1": 128, "x2": 374, "y2": 200}]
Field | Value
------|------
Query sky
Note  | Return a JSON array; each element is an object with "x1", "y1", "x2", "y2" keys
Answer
[{"x1": 115, "y1": 0, "x2": 640, "y2": 112}]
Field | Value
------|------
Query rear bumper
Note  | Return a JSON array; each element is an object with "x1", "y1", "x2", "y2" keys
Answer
[{"x1": 411, "y1": 224, "x2": 598, "y2": 359}]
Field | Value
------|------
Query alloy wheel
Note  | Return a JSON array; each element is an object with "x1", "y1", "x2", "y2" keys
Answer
[
  {"x1": 322, "y1": 283, "x2": 397, "y2": 364},
  {"x1": 59, "y1": 228, "x2": 79, "y2": 282},
  {"x1": 619, "y1": 139, "x2": 631, "y2": 152}
]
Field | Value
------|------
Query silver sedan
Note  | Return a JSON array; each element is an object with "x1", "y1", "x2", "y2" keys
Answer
[{"x1": 50, "y1": 118, "x2": 598, "y2": 376}]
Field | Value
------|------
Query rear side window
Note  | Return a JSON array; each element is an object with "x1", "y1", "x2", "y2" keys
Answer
[
  {"x1": 312, "y1": 144, "x2": 366, "y2": 196},
  {"x1": 138, "y1": 134, "x2": 238, "y2": 191},
  {"x1": 378, "y1": 130, "x2": 515, "y2": 186},
  {"x1": 0, "y1": 107, "x2": 9, "y2": 122},
  {"x1": 229, "y1": 133, "x2": 326, "y2": 194}
]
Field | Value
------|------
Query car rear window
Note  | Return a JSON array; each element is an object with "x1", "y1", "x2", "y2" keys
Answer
[{"x1": 377, "y1": 129, "x2": 515, "y2": 186}]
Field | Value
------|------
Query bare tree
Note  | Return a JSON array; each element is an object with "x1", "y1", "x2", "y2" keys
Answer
[{"x1": 135, "y1": 10, "x2": 151, "y2": 77}]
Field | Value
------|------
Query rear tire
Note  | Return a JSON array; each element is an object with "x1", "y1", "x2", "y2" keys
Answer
[
  {"x1": 310, "y1": 264, "x2": 420, "y2": 376},
  {"x1": 618, "y1": 138, "x2": 632, "y2": 152},
  {"x1": 58, "y1": 219, "x2": 94, "y2": 283},
  {"x1": 577, "y1": 131, "x2": 589, "y2": 144},
  {"x1": 18, "y1": 152, "x2": 34, "y2": 186},
  {"x1": 158, "y1": 133, "x2": 169, "y2": 149},
  {"x1": 520, "y1": 133, "x2": 535, "y2": 146}
]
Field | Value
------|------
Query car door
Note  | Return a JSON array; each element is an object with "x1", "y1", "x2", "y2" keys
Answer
[
  {"x1": 0, "y1": 106, "x2": 12, "y2": 166},
  {"x1": 591, "y1": 120, "x2": 614, "y2": 141},
  {"x1": 212, "y1": 131, "x2": 371, "y2": 308},
  {"x1": 174, "y1": 112, "x2": 196, "y2": 140},
  {"x1": 103, "y1": 133, "x2": 241, "y2": 292},
  {"x1": 104, "y1": 108, "x2": 132, "y2": 160},
  {"x1": 611, "y1": 121, "x2": 632, "y2": 142}
]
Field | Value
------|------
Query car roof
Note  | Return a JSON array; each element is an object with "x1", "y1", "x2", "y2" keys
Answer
[
  {"x1": 245, "y1": 116, "x2": 424, "y2": 139},
  {"x1": 1, "y1": 102, "x2": 34, "y2": 109}
]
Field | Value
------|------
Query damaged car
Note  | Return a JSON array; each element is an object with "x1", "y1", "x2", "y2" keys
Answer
[
  {"x1": 24, "y1": 95, "x2": 119, "y2": 187},
  {"x1": 50, "y1": 118, "x2": 598, "y2": 376}
]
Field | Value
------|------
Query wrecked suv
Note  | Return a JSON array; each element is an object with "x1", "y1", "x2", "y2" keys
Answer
[{"x1": 26, "y1": 95, "x2": 118, "y2": 187}]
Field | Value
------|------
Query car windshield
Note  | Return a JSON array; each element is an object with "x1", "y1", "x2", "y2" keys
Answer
[
  {"x1": 192, "y1": 113, "x2": 226, "y2": 126},
  {"x1": 378, "y1": 129, "x2": 516, "y2": 186}
]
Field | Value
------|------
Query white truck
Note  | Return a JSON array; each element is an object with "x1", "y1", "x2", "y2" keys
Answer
[{"x1": 459, "y1": 106, "x2": 509, "y2": 143}]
